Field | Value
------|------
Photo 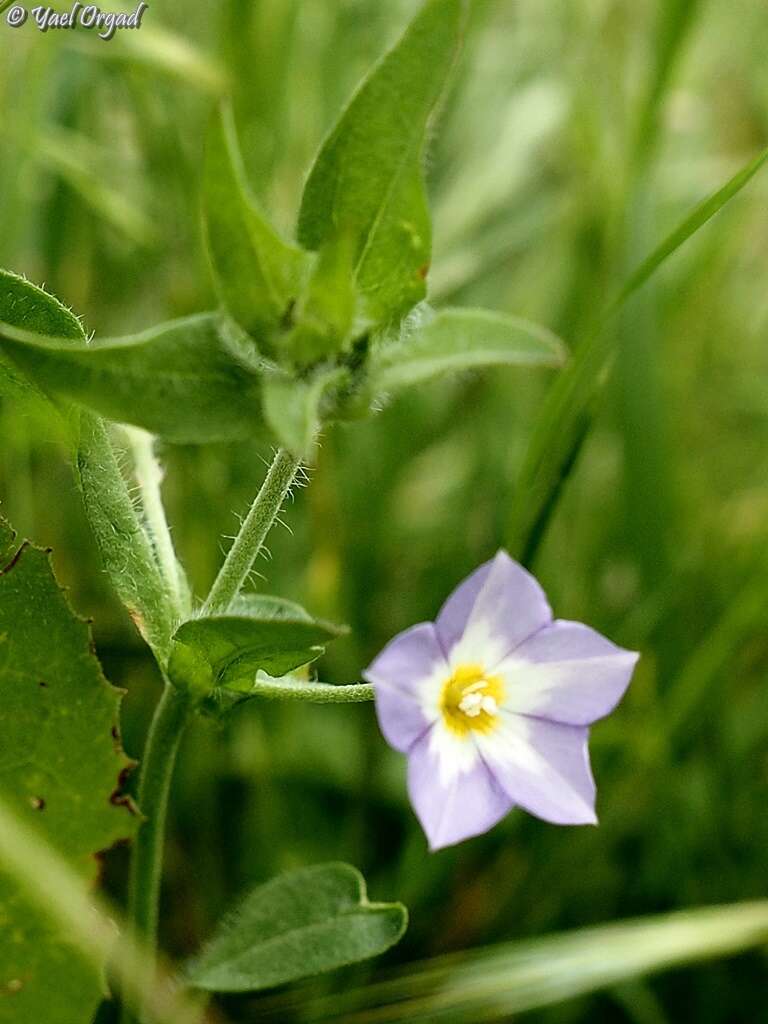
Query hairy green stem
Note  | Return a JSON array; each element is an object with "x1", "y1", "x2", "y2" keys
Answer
[
  {"x1": 123, "y1": 426, "x2": 187, "y2": 621},
  {"x1": 247, "y1": 679, "x2": 374, "y2": 702},
  {"x1": 203, "y1": 448, "x2": 301, "y2": 615},
  {"x1": 124, "y1": 684, "x2": 192, "y2": 1024}
]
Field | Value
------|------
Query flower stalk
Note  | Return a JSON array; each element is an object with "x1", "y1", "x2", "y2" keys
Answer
[
  {"x1": 203, "y1": 448, "x2": 302, "y2": 616},
  {"x1": 123, "y1": 684, "x2": 192, "y2": 1024}
]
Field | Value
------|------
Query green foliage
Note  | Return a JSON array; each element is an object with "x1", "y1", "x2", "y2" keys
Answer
[
  {"x1": 0, "y1": 272, "x2": 176, "y2": 660},
  {"x1": 2, "y1": 3, "x2": 768, "y2": 1022},
  {"x1": 76, "y1": 416, "x2": 178, "y2": 661},
  {"x1": 203, "y1": 105, "x2": 309, "y2": 356},
  {"x1": 0, "y1": 312, "x2": 262, "y2": 444},
  {"x1": 262, "y1": 366, "x2": 350, "y2": 459},
  {"x1": 185, "y1": 862, "x2": 407, "y2": 993},
  {"x1": 508, "y1": 143, "x2": 768, "y2": 563},
  {"x1": 297, "y1": 0, "x2": 467, "y2": 325},
  {"x1": 0, "y1": 269, "x2": 82, "y2": 399},
  {"x1": 169, "y1": 594, "x2": 346, "y2": 695},
  {"x1": 366, "y1": 307, "x2": 565, "y2": 397},
  {"x1": 0, "y1": 516, "x2": 137, "y2": 1024},
  {"x1": 282, "y1": 234, "x2": 359, "y2": 367},
  {"x1": 301, "y1": 901, "x2": 768, "y2": 1022}
]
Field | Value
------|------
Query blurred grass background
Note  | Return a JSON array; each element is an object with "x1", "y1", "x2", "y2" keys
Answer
[{"x1": 1, "y1": 0, "x2": 768, "y2": 1021}]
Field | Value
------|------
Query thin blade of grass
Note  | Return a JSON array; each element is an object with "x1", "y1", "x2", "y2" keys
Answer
[
  {"x1": 298, "y1": 902, "x2": 768, "y2": 1023},
  {"x1": 508, "y1": 143, "x2": 768, "y2": 564}
]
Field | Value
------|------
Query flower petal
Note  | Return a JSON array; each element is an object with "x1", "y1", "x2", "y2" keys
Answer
[
  {"x1": 449, "y1": 551, "x2": 553, "y2": 669},
  {"x1": 497, "y1": 620, "x2": 639, "y2": 726},
  {"x1": 407, "y1": 727, "x2": 513, "y2": 850},
  {"x1": 434, "y1": 558, "x2": 494, "y2": 657},
  {"x1": 364, "y1": 622, "x2": 447, "y2": 753},
  {"x1": 478, "y1": 714, "x2": 597, "y2": 825}
]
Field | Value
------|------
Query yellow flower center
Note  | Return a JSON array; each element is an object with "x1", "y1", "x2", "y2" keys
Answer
[{"x1": 439, "y1": 663, "x2": 504, "y2": 737}]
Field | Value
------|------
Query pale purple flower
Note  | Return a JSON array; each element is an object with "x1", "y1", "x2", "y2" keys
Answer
[{"x1": 363, "y1": 551, "x2": 639, "y2": 851}]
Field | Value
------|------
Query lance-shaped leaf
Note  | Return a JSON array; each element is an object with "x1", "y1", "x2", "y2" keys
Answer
[
  {"x1": 297, "y1": 0, "x2": 467, "y2": 326},
  {"x1": 262, "y1": 366, "x2": 350, "y2": 459},
  {"x1": 366, "y1": 307, "x2": 565, "y2": 397},
  {"x1": 185, "y1": 862, "x2": 407, "y2": 993},
  {"x1": 0, "y1": 516, "x2": 138, "y2": 1024},
  {"x1": 204, "y1": 105, "x2": 309, "y2": 354},
  {"x1": 0, "y1": 268, "x2": 84, "y2": 400},
  {"x1": 0, "y1": 312, "x2": 263, "y2": 443},
  {"x1": 168, "y1": 594, "x2": 346, "y2": 694},
  {"x1": 76, "y1": 415, "x2": 178, "y2": 660}
]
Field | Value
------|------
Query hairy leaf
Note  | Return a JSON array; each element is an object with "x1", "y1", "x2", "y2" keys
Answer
[
  {"x1": 0, "y1": 268, "x2": 83, "y2": 400},
  {"x1": 0, "y1": 312, "x2": 263, "y2": 443},
  {"x1": 0, "y1": 517, "x2": 137, "y2": 1024},
  {"x1": 185, "y1": 862, "x2": 407, "y2": 993},
  {"x1": 204, "y1": 105, "x2": 309, "y2": 354},
  {"x1": 0, "y1": 272, "x2": 178, "y2": 659},
  {"x1": 168, "y1": 597, "x2": 345, "y2": 694},
  {"x1": 367, "y1": 307, "x2": 565, "y2": 396},
  {"x1": 297, "y1": 0, "x2": 467, "y2": 325},
  {"x1": 76, "y1": 416, "x2": 178, "y2": 661}
]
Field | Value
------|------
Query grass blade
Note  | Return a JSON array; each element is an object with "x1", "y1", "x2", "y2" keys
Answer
[{"x1": 508, "y1": 144, "x2": 768, "y2": 563}]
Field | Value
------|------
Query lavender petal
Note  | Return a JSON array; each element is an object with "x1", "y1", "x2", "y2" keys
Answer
[
  {"x1": 498, "y1": 619, "x2": 639, "y2": 725},
  {"x1": 479, "y1": 714, "x2": 597, "y2": 825},
  {"x1": 452, "y1": 551, "x2": 553, "y2": 668},
  {"x1": 434, "y1": 558, "x2": 495, "y2": 657},
  {"x1": 364, "y1": 622, "x2": 447, "y2": 753},
  {"x1": 407, "y1": 728, "x2": 513, "y2": 850}
]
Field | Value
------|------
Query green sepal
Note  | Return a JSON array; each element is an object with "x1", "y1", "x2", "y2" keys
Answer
[
  {"x1": 185, "y1": 862, "x2": 407, "y2": 993},
  {"x1": 168, "y1": 595, "x2": 346, "y2": 696},
  {"x1": 262, "y1": 365, "x2": 350, "y2": 460},
  {"x1": 297, "y1": 0, "x2": 467, "y2": 327},
  {"x1": 203, "y1": 103, "x2": 310, "y2": 355},
  {"x1": 0, "y1": 312, "x2": 263, "y2": 444}
]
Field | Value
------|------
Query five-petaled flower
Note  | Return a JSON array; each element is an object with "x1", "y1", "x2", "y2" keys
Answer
[{"x1": 363, "y1": 552, "x2": 639, "y2": 850}]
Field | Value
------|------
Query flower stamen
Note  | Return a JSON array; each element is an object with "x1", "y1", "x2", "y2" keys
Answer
[{"x1": 440, "y1": 663, "x2": 504, "y2": 737}]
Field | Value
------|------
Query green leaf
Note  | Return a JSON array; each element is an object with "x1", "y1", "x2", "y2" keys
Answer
[
  {"x1": 0, "y1": 268, "x2": 83, "y2": 400},
  {"x1": 168, "y1": 596, "x2": 345, "y2": 695},
  {"x1": 0, "y1": 312, "x2": 263, "y2": 444},
  {"x1": 297, "y1": 0, "x2": 467, "y2": 326},
  {"x1": 262, "y1": 366, "x2": 350, "y2": 459},
  {"x1": 508, "y1": 143, "x2": 768, "y2": 563},
  {"x1": 0, "y1": 271, "x2": 179, "y2": 660},
  {"x1": 185, "y1": 862, "x2": 407, "y2": 993},
  {"x1": 0, "y1": 516, "x2": 138, "y2": 1024},
  {"x1": 283, "y1": 233, "x2": 360, "y2": 366},
  {"x1": 299, "y1": 901, "x2": 768, "y2": 1022},
  {"x1": 367, "y1": 307, "x2": 565, "y2": 396},
  {"x1": 204, "y1": 104, "x2": 310, "y2": 353},
  {"x1": 76, "y1": 415, "x2": 178, "y2": 661}
]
